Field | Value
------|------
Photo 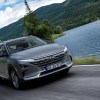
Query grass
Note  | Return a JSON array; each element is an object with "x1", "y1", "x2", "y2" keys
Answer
[
  {"x1": 52, "y1": 33, "x2": 64, "y2": 40},
  {"x1": 73, "y1": 57, "x2": 100, "y2": 65}
]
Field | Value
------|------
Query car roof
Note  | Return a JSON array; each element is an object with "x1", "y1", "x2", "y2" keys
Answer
[{"x1": 2, "y1": 36, "x2": 36, "y2": 44}]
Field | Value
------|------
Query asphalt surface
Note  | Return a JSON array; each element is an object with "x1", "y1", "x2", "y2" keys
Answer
[{"x1": 0, "y1": 65, "x2": 100, "y2": 100}]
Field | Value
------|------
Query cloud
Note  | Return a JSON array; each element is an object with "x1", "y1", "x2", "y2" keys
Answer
[
  {"x1": 0, "y1": 7, "x2": 13, "y2": 28},
  {"x1": 0, "y1": 4, "x2": 25, "y2": 28},
  {"x1": 0, "y1": 0, "x2": 65, "y2": 28},
  {"x1": 6, "y1": 7, "x2": 12, "y2": 13},
  {"x1": 5, "y1": 0, "x2": 17, "y2": 5},
  {"x1": 0, "y1": 0, "x2": 4, "y2": 6},
  {"x1": 0, "y1": 0, "x2": 17, "y2": 7}
]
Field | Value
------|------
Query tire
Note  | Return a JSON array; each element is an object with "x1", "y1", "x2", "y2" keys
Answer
[{"x1": 9, "y1": 69, "x2": 22, "y2": 89}]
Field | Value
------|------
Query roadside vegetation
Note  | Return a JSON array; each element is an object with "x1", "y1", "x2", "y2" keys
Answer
[
  {"x1": 73, "y1": 57, "x2": 100, "y2": 65},
  {"x1": 52, "y1": 33, "x2": 64, "y2": 40}
]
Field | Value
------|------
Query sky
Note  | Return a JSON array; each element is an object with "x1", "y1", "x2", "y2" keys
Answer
[{"x1": 0, "y1": 0, "x2": 65, "y2": 29}]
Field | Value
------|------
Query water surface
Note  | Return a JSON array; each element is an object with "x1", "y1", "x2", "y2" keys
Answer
[{"x1": 55, "y1": 20, "x2": 100, "y2": 57}]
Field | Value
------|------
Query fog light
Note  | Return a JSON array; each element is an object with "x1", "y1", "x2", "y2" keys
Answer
[{"x1": 20, "y1": 64, "x2": 31, "y2": 70}]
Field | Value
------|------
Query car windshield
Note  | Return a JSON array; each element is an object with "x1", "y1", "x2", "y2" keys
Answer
[{"x1": 6, "y1": 36, "x2": 47, "y2": 54}]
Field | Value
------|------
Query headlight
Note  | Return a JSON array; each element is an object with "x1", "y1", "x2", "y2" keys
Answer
[
  {"x1": 19, "y1": 59, "x2": 35, "y2": 63},
  {"x1": 67, "y1": 49, "x2": 71, "y2": 55},
  {"x1": 18, "y1": 59, "x2": 36, "y2": 70},
  {"x1": 64, "y1": 47, "x2": 71, "y2": 55},
  {"x1": 64, "y1": 47, "x2": 68, "y2": 52}
]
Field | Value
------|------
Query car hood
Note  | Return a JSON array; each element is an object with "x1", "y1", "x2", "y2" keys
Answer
[{"x1": 10, "y1": 44, "x2": 65, "y2": 60}]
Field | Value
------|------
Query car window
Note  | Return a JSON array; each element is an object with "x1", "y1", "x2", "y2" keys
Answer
[
  {"x1": 0, "y1": 45, "x2": 6, "y2": 52},
  {"x1": 7, "y1": 40, "x2": 29, "y2": 53},
  {"x1": 7, "y1": 37, "x2": 47, "y2": 54},
  {"x1": 0, "y1": 45, "x2": 7, "y2": 56}
]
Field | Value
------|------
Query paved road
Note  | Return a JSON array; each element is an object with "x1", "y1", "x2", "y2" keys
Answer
[{"x1": 0, "y1": 65, "x2": 100, "y2": 100}]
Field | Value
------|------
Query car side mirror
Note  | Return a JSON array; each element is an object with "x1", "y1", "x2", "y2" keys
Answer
[{"x1": 0, "y1": 51, "x2": 8, "y2": 57}]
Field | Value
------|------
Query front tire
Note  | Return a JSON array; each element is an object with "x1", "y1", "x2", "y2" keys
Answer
[{"x1": 10, "y1": 69, "x2": 21, "y2": 89}]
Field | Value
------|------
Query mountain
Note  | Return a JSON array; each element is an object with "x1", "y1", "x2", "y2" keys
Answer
[
  {"x1": 0, "y1": 0, "x2": 100, "y2": 41},
  {"x1": 35, "y1": 0, "x2": 100, "y2": 29},
  {"x1": 0, "y1": 19, "x2": 24, "y2": 41}
]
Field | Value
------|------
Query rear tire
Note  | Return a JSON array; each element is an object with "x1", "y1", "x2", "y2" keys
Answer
[{"x1": 9, "y1": 69, "x2": 22, "y2": 89}]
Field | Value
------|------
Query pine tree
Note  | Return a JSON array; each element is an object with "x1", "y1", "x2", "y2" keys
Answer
[{"x1": 23, "y1": 0, "x2": 38, "y2": 35}]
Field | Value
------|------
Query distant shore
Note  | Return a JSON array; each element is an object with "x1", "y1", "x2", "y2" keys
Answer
[{"x1": 52, "y1": 33, "x2": 64, "y2": 41}]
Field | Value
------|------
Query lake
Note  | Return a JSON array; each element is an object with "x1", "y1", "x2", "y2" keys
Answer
[{"x1": 55, "y1": 20, "x2": 100, "y2": 58}]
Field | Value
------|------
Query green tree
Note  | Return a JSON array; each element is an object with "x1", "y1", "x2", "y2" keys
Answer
[
  {"x1": 36, "y1": 21, "x2": 52, "y2": 42},
  {"x1": 42, "y1": 19, "x2": 53, "y2": 41},
  {"x1": 54, "y1": 25, "x2": 63, "y2": 34},
  {"x1": 24, "y1": 0, "x2": 53, "y2": 42},
  {"x1": 23, "y1": 0, "x2": 38, "y2": 36},
  {"x1": 42, "y1": 19, "x2": 51, "y2": 27}
]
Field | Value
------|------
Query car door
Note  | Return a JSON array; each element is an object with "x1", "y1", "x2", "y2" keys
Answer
[{"x1": 0, "y1": 44, "x2": 8, "y2": 78}]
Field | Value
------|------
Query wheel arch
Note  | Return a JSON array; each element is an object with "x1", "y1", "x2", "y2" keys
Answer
[
  {"x1": 8, "y1": 64, "x2": 18, "y2": 79},
  {"x1": 8, "y1": 63, "x2": 23, "y2": 81}
]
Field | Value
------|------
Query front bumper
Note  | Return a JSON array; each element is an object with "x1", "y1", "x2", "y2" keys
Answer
[{"x1": 23, "y1": 62, "x2": 73, "y2": 81}]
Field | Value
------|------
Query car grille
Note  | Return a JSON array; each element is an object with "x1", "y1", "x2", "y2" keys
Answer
[{"x1": 31, "y1": 52, "x2": 66, "y2": 68}]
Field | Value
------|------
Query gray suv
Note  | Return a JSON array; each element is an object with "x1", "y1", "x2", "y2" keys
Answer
[{"x1": 0, "y1": 36, "x2": 73, "y2": 89}]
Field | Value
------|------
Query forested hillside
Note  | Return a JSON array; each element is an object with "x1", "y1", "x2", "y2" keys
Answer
[{"x1": 0, "y1": 0, "x2": 100, "y2": 41}]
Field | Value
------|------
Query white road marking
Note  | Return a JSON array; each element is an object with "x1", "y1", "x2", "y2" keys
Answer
[{"x1": 73, "y1": 64, "x2": 100, "y2": 67}]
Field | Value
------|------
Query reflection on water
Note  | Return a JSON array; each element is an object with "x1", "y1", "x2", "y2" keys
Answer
[{"x1": 55, "y1": 20, "x2": 100, "y2": 58}]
